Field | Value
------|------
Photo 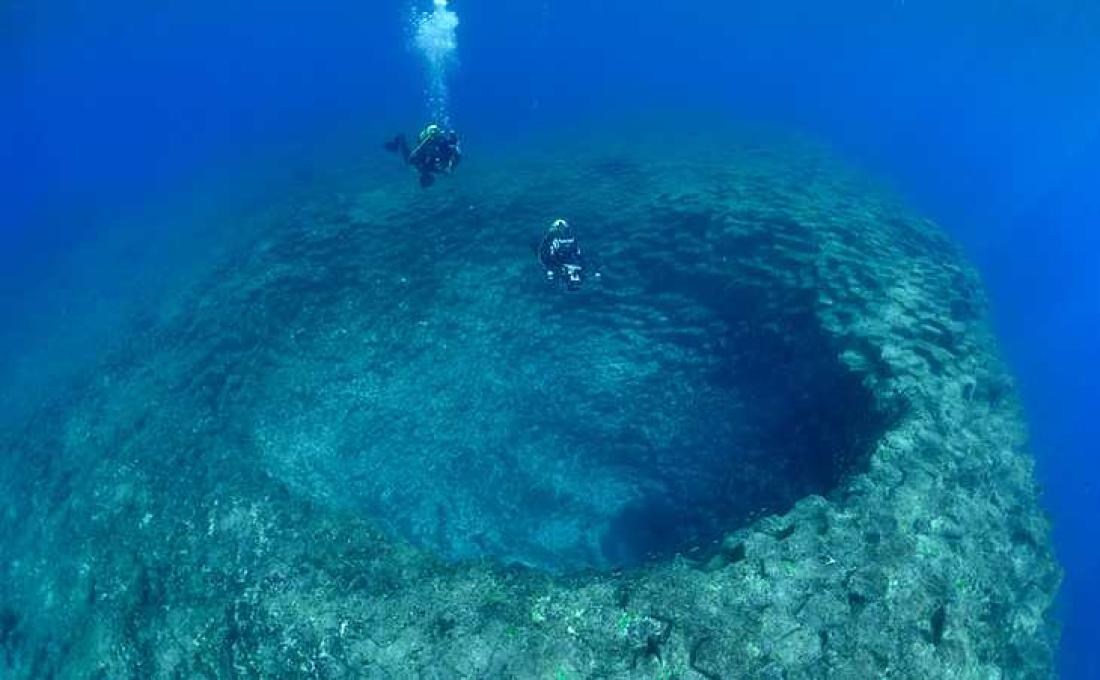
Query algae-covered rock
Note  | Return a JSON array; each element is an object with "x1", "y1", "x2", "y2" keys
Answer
[{"x1": 0, "y1": 131, "x2": 1060, "y2": 679}]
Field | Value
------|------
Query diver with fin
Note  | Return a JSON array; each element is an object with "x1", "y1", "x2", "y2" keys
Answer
[
  {"x1": 538, "y1": 219, "x2": 601, "y2": 292},
  {"x1": 385, "y1": 123, "x2": 462, "y2": 188}
]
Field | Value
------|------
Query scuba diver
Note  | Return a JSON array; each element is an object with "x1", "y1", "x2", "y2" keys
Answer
[
  {"x1": 537, "y1": 219, "x2": 600, "y2": 292},
  {"x1": 384, "y1": 123, "x2": 462, "y2": 188}
]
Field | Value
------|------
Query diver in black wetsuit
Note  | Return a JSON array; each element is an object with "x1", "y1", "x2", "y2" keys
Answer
[
  {"x1": 384, "y1": 123, "x2": 462, "y2": 188},
  {"x1": 538, "y1": 219, "x2": 600, "y2": 292}
]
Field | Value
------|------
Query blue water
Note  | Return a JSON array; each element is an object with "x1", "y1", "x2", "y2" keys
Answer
[{"x1": 4, "y1": 0, "x2": 1098, "y2": 676}]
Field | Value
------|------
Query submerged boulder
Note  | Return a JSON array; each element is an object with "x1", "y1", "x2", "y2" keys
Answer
[{"x1": 0, "y1": 131, "x2": 1060, "y2": 679}]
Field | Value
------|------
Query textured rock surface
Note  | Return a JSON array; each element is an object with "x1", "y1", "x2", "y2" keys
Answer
[{"x1": 0, "y1": 133, "x2": 1060, "y2": 678}]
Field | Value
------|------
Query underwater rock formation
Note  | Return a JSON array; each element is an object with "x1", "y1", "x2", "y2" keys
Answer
[{"x1": 0, "y1": 133, "x2": 1060, "y2": 678}]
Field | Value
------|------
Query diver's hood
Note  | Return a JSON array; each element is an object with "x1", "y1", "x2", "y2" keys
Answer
[{"x1": 419, "y1": 124, "x2": 441, "y2": 142}]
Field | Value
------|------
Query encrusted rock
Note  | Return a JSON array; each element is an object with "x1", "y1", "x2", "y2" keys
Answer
[{"x1": 0, "y1": 132, "x2": 1060, "y2": 679}]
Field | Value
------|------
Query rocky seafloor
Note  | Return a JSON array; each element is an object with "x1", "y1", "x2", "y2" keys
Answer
[{"x1": 0, "y1": 132, "x2": 1060, "y2": 678}]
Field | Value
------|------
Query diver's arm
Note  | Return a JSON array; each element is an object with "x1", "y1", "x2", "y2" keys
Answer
[
  {"x1": 537, "y1": 234, "x2": 555, "y2": 268},
  {"x1": 408, "y1": 136, "x2": 433, "y2": 165}
]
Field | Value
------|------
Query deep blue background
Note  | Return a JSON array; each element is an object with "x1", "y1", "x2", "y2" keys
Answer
[{"x1": 4, "y1": 1, "x2": 1098, "y2": 676}]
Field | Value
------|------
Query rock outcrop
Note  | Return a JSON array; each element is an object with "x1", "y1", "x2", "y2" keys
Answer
[{"x1": 0, "y1": 133, "x2": 1060, "y2": 679}]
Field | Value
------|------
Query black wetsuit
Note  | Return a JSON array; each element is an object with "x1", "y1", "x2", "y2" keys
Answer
[
  {"x1": 386, "y1": 129, "x2": 462, "y2": 188},
  {"x1": 538, "y1": 225, "x2": 595, "y2": 292}
]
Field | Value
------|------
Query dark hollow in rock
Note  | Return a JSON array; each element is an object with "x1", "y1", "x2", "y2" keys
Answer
[{"x1": 251, "y1": 178, "x2": 896, "y2": 572}]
